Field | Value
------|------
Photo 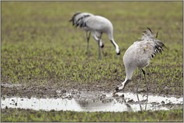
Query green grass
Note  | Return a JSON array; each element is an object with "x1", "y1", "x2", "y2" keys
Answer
[
  {"x1": 1, "y1": 108, "x2": 183, "y2": 122},
  {"x1": 1, "y1": 1, "x2": 183, "y2": 122},
  {"x1": 2, "y1": 2, "x2": 183, "y2": 87}
]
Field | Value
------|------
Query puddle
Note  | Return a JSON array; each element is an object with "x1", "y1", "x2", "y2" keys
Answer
[
  {"x1": 1, "y1": 97, "x2": 82, "y2": 111},
  {"x1": 1, "y1": 92, "x2": 183, "y2": 112},
  {"x1": 1, "y1": 83, "x2": 22, "y2": 88}
]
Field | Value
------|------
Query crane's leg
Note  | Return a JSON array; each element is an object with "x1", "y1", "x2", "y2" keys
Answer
[
  {"x1": 141, "y1": 69, "x2": 145, "y2": 75},
  {"x1": 100, "y1": 40, "x2": 105, "y2": 57},
  {"x1": 86, "y1": 31, "x2": 91, "y2": 56},
  {"x1": 142, "y1": 69, "x2": 149, "y2": 110},
  {"x1": 93, "y1": 34, "x2": 102, "y2": 59},
  {"x1": 98, "y1": 39, "x2": 102, "y2": 60},
  {"x1": 136, "y1": 69, "x2": 143, "y2": 111}
]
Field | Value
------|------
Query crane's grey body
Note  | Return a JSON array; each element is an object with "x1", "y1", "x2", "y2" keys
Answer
[
  {"x1": 70, "y1": 12, "x2": 120, "y2": 59},
  {"x1": 124, "y1": 41, "x2": 155, "y2": 80},
  {"x1": 115, "y1": 28, "x2": 165, "y2": 92}
]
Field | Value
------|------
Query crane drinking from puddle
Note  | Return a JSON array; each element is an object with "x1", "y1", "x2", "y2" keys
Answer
[{"x1": 115, "y1": 28, "x2": 166, "y2": 94}]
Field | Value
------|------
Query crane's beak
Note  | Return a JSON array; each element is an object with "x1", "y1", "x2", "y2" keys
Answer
[{"x1": 112, "y1": 87, "x2": 124, "y2": 97}]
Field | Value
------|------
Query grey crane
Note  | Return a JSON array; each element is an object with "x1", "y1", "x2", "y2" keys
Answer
[
  {"x1": 115, "y1": 28, "x2": 166, "y2": 93},
  {"x1": 70, "y1": 12, "x2": 120, "y2": 59}
]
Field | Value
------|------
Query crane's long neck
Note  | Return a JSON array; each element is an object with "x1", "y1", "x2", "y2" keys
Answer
[
  {"x1": 106, "y1": 28, "x2": 120, "y2": 55},
  {"x1": 125, "y1": 65, "x2": 135, "y2": 80},
  {"x1": 116, "y1": 65, "x2": 135, "y2": 91},
  {"x1": 110, "y1": 39, "x2": 120, "y2": 55},
  {"x1": 120, "y1": 66, "x2": 135, "y2": 90}
]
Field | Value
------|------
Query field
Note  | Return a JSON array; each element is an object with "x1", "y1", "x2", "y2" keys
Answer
[{"x1": 1, "y1": 1, "x2": 183, "y2": 122}]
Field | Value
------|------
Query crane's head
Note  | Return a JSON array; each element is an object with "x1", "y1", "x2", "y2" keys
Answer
[
  {"x1": 110, "y1": 39, "x2": 120, "y2": 55},
  {"x1": 116, "y1": 48, "x2": 120, "y2": 55},
  {"x1": 117, "y1": 51, "x2": 120, "y2": 55},
  {"x1": 114, "y1": 79, "x2": 131, "y2": 94}
]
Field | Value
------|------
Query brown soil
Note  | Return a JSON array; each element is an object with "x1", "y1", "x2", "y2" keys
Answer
[{"x1": 1, "y1": 79, "x2": 182, "y2": 98}]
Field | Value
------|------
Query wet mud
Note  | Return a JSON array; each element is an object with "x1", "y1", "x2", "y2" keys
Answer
[{"x1": 1, "y1": 83, "x2": 183, "y2": 112}]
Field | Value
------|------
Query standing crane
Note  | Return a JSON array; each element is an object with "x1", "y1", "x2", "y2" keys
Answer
[
  {"x1": 70, "y1": 12, "x2": 120, "y2": 59},
  {"x1": 115, "y1": 28, "x2": 166, "y2": 93}
]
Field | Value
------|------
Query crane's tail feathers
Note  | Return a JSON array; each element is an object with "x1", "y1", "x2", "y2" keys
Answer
[
  {"x1": 155, "y1": 31, "x2": 159, "y2": 38},
  {"x1": 147, "y1": 27, "x2": 153, "y2": 33},
  {"x1": 69, "y1": 12, "x2": 93, "y2": 28},
  {"x1": 142, "y1": 27, "x2": 157, "y2": 41},
  {"x1": 69, "y1": 12, "x2": 81, "y2": 26},
  {"x1": 152, "y1": 40, "x2": 167, "y2": 58}
]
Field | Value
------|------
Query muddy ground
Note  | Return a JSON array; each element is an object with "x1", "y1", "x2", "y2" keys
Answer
[{"x1": 1, "y1": 79, "x2": 182, "y2": 99}]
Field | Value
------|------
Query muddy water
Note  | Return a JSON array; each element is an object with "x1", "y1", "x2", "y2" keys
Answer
[{"x1": 1, "y1": 91, "x2": 183, "y2": 112}]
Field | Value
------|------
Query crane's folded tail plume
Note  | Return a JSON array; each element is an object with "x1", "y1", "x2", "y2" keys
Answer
[
  {"x1": 151, "y1": 40, "x2": 166, "y2": 58},
  {"x1": 141, "y1": 28, "x2": 167, "y2": 57},
  {"x1": 69, "y1": 12, "x2": 81, "y2": 25},
  {"x1": 141, "y1": 27, "x2": 160, "y2": 41},
  {"x1": 69, "y1": 12, "x2": 93, "y2": 28}
]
